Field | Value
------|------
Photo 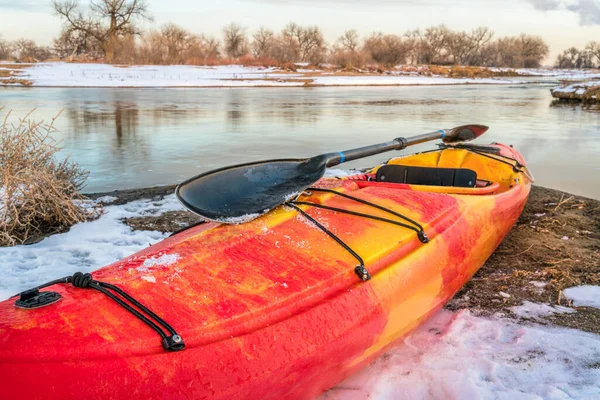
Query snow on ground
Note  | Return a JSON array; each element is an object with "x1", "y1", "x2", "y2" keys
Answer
[
  {"x1": 1, "y1": 62, "x2": 526, "y2": 88},
  {"x1": 509, "y1": 68, "x2": 600, "y2": 80},
  {"x1": 2, "y1": 194, "x2": 599, "y2": 399},
  {"x1": 321, "y1": 309, "x2": 600, "y2": 400},
  {"x1": 564, "y1": 286, "x2": 600, "y2": 309},
  {"x1": 551, "y1": 80, "x2": 600, "y2": 95},
  {"x1": 0, "y1": 194, "x2": 185, "y2": 300},
  {"x1": 508, "y1": 300, "x2": 576, "y2": 321}
]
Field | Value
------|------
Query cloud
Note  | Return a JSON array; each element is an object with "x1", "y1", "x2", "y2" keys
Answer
[
  {"x1": 529, "y1": 0, "x2": 600, "y2": 25},
  {"x1": 529, "y1": 0, "x2": 561, "y2": 10},
  {"x1": 567, "y1": 0, "x2": 600, "y2": 25}
]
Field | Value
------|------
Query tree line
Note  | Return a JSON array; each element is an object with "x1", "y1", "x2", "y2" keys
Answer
[{"x1": 0, "y1": 0, "x2": 597, "y2": 69}]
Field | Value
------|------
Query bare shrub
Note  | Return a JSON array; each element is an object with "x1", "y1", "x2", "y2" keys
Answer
[
  {"x1": 363, "y1": 33, "x2": 410, "y2": 66},
  {"x1": 331, "y1": 30, "x2": 364, "y2": 68},
  {"x1": 0, "y1": 111, "x2": 95, "y2": 247},
  {"x1": 223, "y1": 23, "x2": 248, "y2": 58}
]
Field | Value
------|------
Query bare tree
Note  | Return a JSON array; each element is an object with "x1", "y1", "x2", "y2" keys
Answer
[
  {"x1": 283, "y1": 23, "x2": 326, "y2": 63},
  {"x1": 404, "y1": 29, "x2": 423, "y2": 64},
  {"x1": 223, "y1": 23, "x2": 248, "y2": 58},
  {"x1": 421, "y1": 25, "x2": 451, "y2": 64},
  {"x1": 53, "y1": 27, "x2": 102, "y2": 60},
  {"x1": 160, "y1": 23, "x2": 192, "y2": 63},
  {"x1": 252, "y1": 27, "x2": 275, "y2": 58},
  {"x1": 464, "y1": 27, "x2": 494, "y2": 65},
  {"x1": 337, "y1": 29, "x2": 360, "y2": 53},
  {"x1": 518, "y1": 34, "x2": 549, "y2": 68},
  {"x1": 555, "y1": 47, "x2": 595, "y2": 68},
  {"x1": 0, "y1": 36, "x2": 14, "y2": 60},
  {"x1": 586, "y1": 41, "x2": 600, "y2": 67},
  {"x1": 13, "y1": 39, "x2": 52, "y2": 61},
  {"x1": 330, "y1": 29, "x2": 362, "y2": 68},
  {"x1": 447, "y1": 31, "x2": 470, "y2": 65},
  {"x1": 183, "y1": 34, "x2": 221, "y2": 63},
  {"x1": 52, "y1": 0, "x2": 152, "y2": 63}
]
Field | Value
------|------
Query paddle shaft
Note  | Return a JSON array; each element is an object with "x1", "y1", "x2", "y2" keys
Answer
[{"x1": 324, "y1": 130, "x2": 444, "y2": 167}]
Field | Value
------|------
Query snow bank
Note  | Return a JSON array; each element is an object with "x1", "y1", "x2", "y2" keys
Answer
[
  {"x1": 323, "y1": 309, "x2": 600, "y2": 400},
  {"x1": 0, "y1": 194, "x2": 185, "y2": 300},
  {"x1": 551, "y1": 80, "x2": 600, "y2": 98},
  {"x1": 564, "y1": 286, "x2": 600, "y2": 309},
  {"x1": 512, "y1": 68, "x2": 600, "y2": 80},
  {"x1": 1, "y1": 62, "x2": 525, "y2": 88}
]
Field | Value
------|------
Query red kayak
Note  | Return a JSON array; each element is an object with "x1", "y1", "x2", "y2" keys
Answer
[{"x1": 0, "y1": 142, "x2": 530, "y2": 399}]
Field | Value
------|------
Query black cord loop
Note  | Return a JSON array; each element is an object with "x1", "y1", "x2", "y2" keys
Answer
[
  {"x1": 438, "y1": 143, "x2": 524, "y2": 172},
  {"x1": 15, "y1": 273, "x2": 185, "y2": 352},
  {"x1": 287, "y1": 187, "x2": 430, "y2": 281},
  {"x1": 287, "y1": 203, "x2": 371, "y2": 281},
  {"x1": 298, "y1": 187, "x2": 429, "y2": 243}
]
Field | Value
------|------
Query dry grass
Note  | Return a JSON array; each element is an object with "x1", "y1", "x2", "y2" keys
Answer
[
  {"x1": 0, "y1": 79, "x2": 33, "y2": 86},
  {"x1": 582, "y1": 86, "x2": 600, "y2": 104},
  {"x1": 0, "y1": 65, "x2": 33, "y2": 86},
  {"x1": 0, "y1": 110, "x2": 98, "y2": 246}
]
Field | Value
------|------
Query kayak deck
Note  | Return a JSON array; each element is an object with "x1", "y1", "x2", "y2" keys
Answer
[{"x1": 0, "y1": 144, "x2": 531, "y2": 399}]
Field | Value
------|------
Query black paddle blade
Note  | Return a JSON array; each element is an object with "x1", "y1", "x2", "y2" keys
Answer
[
  {"x1": 442, "y1": 125, "x2": 488, "y2": 143},
  {"x1": 176, "y1": 157, "x2": 327, "y2": 223}
]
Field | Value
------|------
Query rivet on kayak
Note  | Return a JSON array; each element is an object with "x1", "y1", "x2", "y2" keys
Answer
[
  {"x1": 418, "y1": 231, "x2": 430, "y2": 244},
  {"x1": 173, "y1": 335, "x2": 182, "y2": 343},
  {"x1": 355, "y1": 266, "x2": 371, "y2": 281}
]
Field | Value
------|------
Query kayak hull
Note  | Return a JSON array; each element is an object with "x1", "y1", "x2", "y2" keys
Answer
[{"x1": 0, "y1": 144, "x2": 531, "y2": 399}]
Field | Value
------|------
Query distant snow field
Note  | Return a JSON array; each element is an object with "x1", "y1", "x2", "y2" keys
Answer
[
  {"x1": 0, "y1": 62, "x2": 552, "y2": 88},
  {"x1": 1, "y1": 193, "x2": 600, "y2": 399}
]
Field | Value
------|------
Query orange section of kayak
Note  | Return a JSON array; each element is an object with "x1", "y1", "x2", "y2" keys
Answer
[{"x1": 0, "y1": 144, "x2": 531, "y2": 399}]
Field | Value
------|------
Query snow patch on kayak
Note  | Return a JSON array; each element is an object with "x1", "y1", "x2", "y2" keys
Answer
[
  {"x1": 323, "y1": 309, "x2": 600, "y2": 400},
  {"x1": 139, "y1": 253, "x2": 180, "y2": 271},
  {"x1": 563, "y1": 285, "x2": 600, "y2": 309},
  {"x1": 324, "y1": 168, "x2": 360, "y2": 177},
  {"x1": 216, "y1": 213, "x2": 262, "y2": 225},
  {"x1": 0, "y1": 194, "x2": 184, "y2": 301},
  {"x1": 140, "y1": 275, "x2": 156, "y2": 283},
  {"x1": 508, "y1": 301, "x2": 576, "y2": 320}
]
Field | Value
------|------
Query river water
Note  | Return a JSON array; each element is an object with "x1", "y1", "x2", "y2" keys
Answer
[{"x1": 1, "y1": 84, "x2": 599, "y2": 199}]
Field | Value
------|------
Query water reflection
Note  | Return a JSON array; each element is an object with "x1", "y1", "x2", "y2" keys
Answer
[
  {"x1": 114, "y1": 102, "x2": 138, "y2": 146},
  {"x1": 0, "y1": 85, "x2": 598, "y2": 199}
]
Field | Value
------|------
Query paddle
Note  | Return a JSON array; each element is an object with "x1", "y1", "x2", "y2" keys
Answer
[{"x1": 176, "y1": 124, "x2": 488, "y2": 223}]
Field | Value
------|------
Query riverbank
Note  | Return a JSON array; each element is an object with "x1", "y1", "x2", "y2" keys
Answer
[
  {"x1": 551, "y1": 80, "x2": 600, "y2": 103},
  {"x1": 2, "y1": 62, "x2": 600, "y2": 88}
]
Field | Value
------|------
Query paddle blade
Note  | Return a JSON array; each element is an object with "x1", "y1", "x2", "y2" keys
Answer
[
  {"x1": 442, "y1": 125, "x2": 488, "y2": 143},
  {"x1": 176, "y1": 158, "x2": 327, "y2": 223}
]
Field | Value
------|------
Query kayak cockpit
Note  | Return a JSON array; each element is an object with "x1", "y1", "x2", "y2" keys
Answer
[{"x1": 342, "y1": 143, "x2": 532, "y2": 196}]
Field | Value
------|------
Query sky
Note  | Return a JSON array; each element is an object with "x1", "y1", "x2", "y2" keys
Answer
[{"x1": 1, "y1": 0, "x2": 599, "y2": 64}]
